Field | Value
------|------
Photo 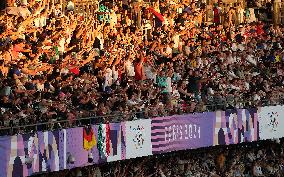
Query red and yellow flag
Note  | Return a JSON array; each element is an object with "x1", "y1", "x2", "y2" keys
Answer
[{"x1": 83, "y1": 127, "x2": 96, "y2": 151}]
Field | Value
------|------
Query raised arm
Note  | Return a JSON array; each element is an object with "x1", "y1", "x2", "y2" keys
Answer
[{"x1": 80, "y1": 50, "x2": 96, "y2": 66}]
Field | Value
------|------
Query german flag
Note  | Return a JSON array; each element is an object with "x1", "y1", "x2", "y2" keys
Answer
[{"x1": 83, "y1": 127, "x2": 96, "y2": 151}]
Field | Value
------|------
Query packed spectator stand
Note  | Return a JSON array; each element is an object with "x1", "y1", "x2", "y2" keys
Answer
[
  {"x1": 0, "y1": 0, "x2": 283, "y2": 135},
  {"x1": 0, "y1": 0, "x2": 284, "y2": 177}
]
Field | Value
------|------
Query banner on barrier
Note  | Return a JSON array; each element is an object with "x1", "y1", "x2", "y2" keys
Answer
[
  {"x1": 151, "y1": 113, "x2": 215, "y2": 154},
  {"x1": 65, "y1": 127, "x2": 92, "y2": 168},
  {"x1": 0, "y1": 136, "x2": 12, "y2": 177},
  {"x1": 106, "y1": 123, "x2": 123, "y2": 162},
  {"x1": 125, "y1": 119, "x2": 152, "y2": 159},
  {"x1": 259, "y1": 105, "x2": 284, "y2": 140},
  {"x1": 0, "y1": 106, "x2": 279, "y2": 177},
  {"x1": 213, "y1": 109, "x2": 259, "y2": 146},
  {"x1": 3, "y1": 131, "x2": 61, "y2": 177}
]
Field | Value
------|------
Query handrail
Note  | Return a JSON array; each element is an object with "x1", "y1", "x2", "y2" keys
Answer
[{"x1": 0, "y1": 97, "x2": 283, "y2": 136}]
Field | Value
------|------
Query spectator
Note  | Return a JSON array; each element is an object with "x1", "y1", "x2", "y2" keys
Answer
[{"x1": 0, "y1": 0, "x2": 282, "y2": 135}]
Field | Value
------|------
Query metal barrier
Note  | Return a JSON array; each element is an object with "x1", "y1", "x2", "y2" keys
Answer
[{"x1": 0, "y1": 97, "x2": 283, "y2": 136}]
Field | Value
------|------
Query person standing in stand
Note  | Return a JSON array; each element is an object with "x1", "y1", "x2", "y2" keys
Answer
[
  {"x1": 213, "y1": 3, "x2": 221, "y2": 25},
  {"x1": 236, "y1": 3, "x2": 244, "y2": 25}
]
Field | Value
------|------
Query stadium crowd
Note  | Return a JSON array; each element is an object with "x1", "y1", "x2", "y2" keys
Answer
[
  {"x1": 34, "y1": 139, "x2": 284, "y2": 177},
  {"x1": 0, "y1": 0, "x2": 283, "y2": 132}
]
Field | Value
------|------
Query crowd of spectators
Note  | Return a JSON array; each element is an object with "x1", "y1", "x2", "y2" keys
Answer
[
  {"x1": 0, "y1": 0, "x2": 283, "y2": 133},
  {"x1": 34, "y1": 139, "x2": 284, "y2": 177}
]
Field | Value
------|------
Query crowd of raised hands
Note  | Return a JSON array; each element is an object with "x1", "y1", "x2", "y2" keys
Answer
[{"x1": 0, "y1": 0, "x2": 284, "y2": 134}]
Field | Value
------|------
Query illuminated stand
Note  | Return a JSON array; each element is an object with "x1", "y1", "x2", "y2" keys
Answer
[{"x1": 273, "y1": 0, "x2": 283, "y2": 25}]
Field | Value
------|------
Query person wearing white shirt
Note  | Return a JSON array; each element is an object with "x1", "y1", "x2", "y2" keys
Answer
[
  {"x1": 112, "y1": 65, "x2": 119, "y2": 84},
  {"x1": 60, "y1": 67, "x2": 69, "y2": 75},
  {"x1": 125, "y1": 59, "x2": 135, "y2": 77},
  {"x1": 263, "y1": 43, "x2": 268, "y2": 50},
  {"x1": 39, "y1": 15, "x2": 46, "y2": 27},
  {"x1": 248, "y1": 8, "x2": 256, "y2": 23},
  {"x1": 237, "y1": 44, "x2": 245, "y2": 51},
  {"x1": 172, "y1": 33, "x2": 180, "y2": 49},
  {"x1": 103, "y1": 68, "x2": 113, "y2": 91},
  {"x1": 230, "y1": 84, "x2": 240, "y2": 91},
  {"x1": 36, "y1": 82, "x2": 44, "y2": 92},
  {"x1": 67, "y1": 1, "x2": 75, "y2": 11},
  {"x1": 244, "y1": 82, "x2": 250, "y2": 90},
  {"x1": 144, "y1": 63, "x2": 155, "y2": 80},
  {"x1": 109, "y1": 10, "x2": 118, "y2": 30},
  {"x1": 253, "y1": 162, "x2": 264, "y2": 176},
  {"x1": 253, "y1": 92, "x2": 261, "y2": 101},
  {"x1": 172, "y1": 87, "x2": 180, "y2": 99},
  {"x1": 226, "y1": 51, "x2": 236, "y2": 64},
  {"x1": 246, "y1": 54, "x2": 257, "y2": 66},
  {"x1": 231, "y1": 43, "x2": 238, "y2": 51},
  {"x1": 196, "y1": 57, "x2": 203, "y2": 68},
  {"x1": 34, "y1": 15, "x2": 40, "y2": 28},
  {"x1": 247, "y1": 152, "x2": 256, "y2": 162},
  {"x1": 237, "y1": 4, "x2": 244, "y2": 24},
  {"x1": 165, "y1": 44, "x2": 173, "y2": 58},
  {"x1": 58, "y1": 37, "x2": 65, "y2": 54},
  {"x1": 166, "y1": 77, "x2": 172, "y2": 93},
  {"x1": 96, "y1": 32, "x2": 104, "y2": 50}
]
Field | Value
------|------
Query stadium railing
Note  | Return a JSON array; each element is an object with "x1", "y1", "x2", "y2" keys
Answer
[{"x1": 0, "y1": 97, "x2": 283, "y2": 136}]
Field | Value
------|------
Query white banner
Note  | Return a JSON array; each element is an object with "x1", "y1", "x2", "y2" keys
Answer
[
  {"x1": 258, "y1": 105, "x2": 284, "y2": 140},
  {"x1": 125, "y1": 119, "x2": 152, "y2": 159}
]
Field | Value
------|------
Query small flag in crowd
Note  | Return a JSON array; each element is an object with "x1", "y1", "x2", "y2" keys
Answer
[
  {"x1": 97, "y1": 123, "x2": 110, "y2": 157},
  {"x1": 83, "y1": 126, "x2": 96, "y2": 151}
]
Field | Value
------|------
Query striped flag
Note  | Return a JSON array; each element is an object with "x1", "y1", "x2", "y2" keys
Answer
[
  {"x1": 97, "y1": 123, "x2": 110, "y2": 157},
  {"x1": 83, "y1": 127, "x2": 96, "y2": 151},
  {"x1": 106, "y1": 123, "x2": 123, "y2": 162}
]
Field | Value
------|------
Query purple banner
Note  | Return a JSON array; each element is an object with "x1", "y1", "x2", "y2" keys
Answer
[
  {"x1": 0, "y1": 109, "x2": 262, "y2": 177},
  {"x1": 151, "y1": 112, "x2": 215, "y2": 154},
  {"x1": 65, "y1": 127, "x2": 89, "y2": 169},
  {"x1": 213, "y1": 109, "x2": 259, "y2": 145},
  {"x1": 0, "y1": 131, "x2": 62, "y2": 177},
  {"x1": 0, "y1": 123, "x2": 126, "y2": 177},
  {"x1": 0, "y1": 136, "x2": 11, "y2": 177}
]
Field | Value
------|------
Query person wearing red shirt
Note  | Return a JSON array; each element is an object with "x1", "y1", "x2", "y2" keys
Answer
[
  {"x1": 134, "y1": 52, "x2": 145, "y2": 81},
  {"x1": 12, "y1": 38, "x2": 31, "y2": 59},
  {"x1": 256, "y1": 23, "x2": 264, "y2": 36}
]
